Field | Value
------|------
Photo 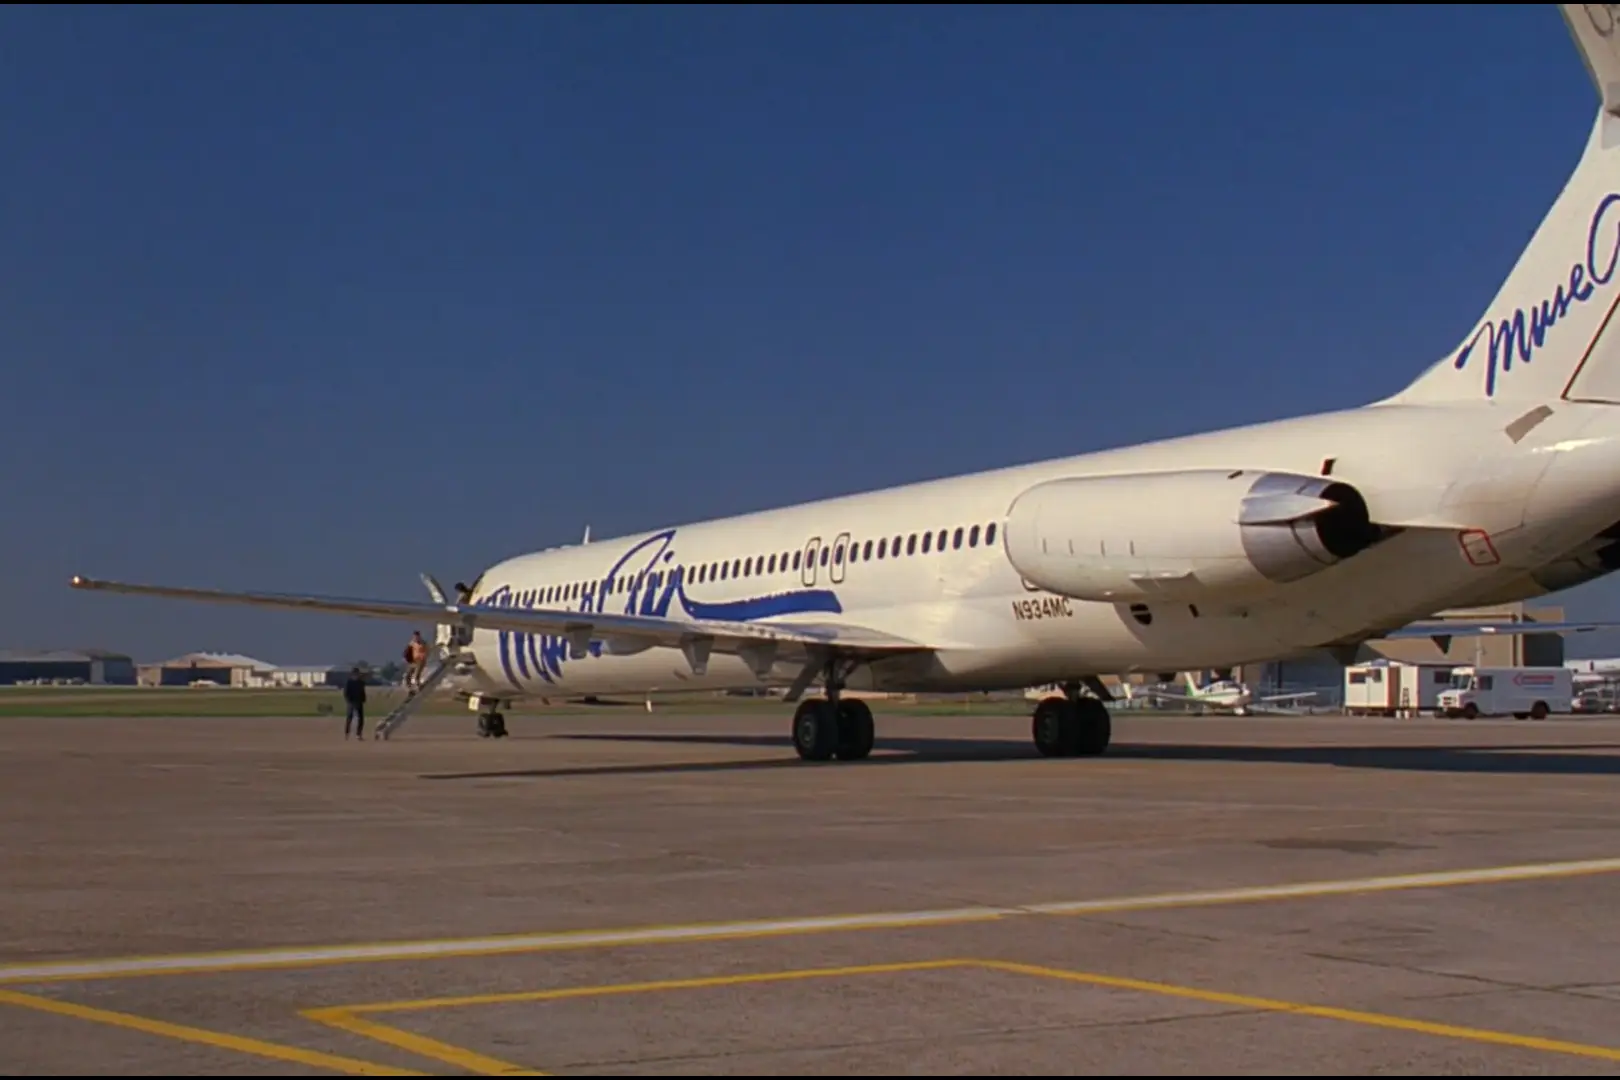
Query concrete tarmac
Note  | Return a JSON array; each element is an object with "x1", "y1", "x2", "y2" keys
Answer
[{"x1": 5, "y1": 707, "x2": 1620, "y2": 1074}]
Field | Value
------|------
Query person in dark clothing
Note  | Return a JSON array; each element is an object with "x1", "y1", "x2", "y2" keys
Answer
[{"x1": 343, "y1": 667, "x2": 368, "y2": 739}]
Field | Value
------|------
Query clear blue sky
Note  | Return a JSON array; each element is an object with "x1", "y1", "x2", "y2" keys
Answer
[{"x1": 7, "y1": 4, "x2": 1619, "y2": 664}]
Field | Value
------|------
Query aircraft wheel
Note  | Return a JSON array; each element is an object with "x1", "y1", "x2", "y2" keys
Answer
[
  {"x1": 836, "y1": 699, "x2": 875, "y2": 761},
  {"x1": 793, "y1": 698, "x2": 841, "y2": 761},
  {"x1": 1032, "y1": 696, "x2": 1076, "y2": 757},
  {"x1": 1073, "y1": 696, "x2": 1112, "y2": 756}
]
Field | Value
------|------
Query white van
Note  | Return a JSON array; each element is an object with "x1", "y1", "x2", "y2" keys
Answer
[{"x1": 1436, "y1": 666, "x2": 1572, "y2": 719}]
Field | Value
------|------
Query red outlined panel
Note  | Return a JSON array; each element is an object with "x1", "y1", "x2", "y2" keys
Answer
[{"x1": 1458, "y1": 529, "x2": 1501, "y2": 567}]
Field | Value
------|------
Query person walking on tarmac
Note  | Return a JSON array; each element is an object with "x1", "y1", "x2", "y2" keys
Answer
[
  {"x1": 342, "y1": 667, "x2": 368, "y2": 740},
  {"x1": 403, "y1": 631, "x2": 429, "y2": 695}
]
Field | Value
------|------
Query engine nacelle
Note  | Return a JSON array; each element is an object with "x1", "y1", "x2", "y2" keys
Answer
[{"x1": 1003, "y1": 469, "x2": 1386, "y2": 605}]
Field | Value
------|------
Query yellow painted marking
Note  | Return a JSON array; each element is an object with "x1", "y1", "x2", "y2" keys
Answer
[
  {"x1": 978, "y1": 960, "x2": 1620, "y2": 1064},
  {"x1": 329, "y1": 958, "x2": 1620, "y2": 1067},
  {"x1": 6, "y1": 855, "x2": 1620, "y2": 984},
  {"x1": 0, "y1": 987, "x2": 423, "y2": 1076},
  {"x1": 341, "y1": 959, "x2": 965, "y2": 1014},
  {"x1": 304, "y1": 1006, "x2": 544, "y2": 1076}
]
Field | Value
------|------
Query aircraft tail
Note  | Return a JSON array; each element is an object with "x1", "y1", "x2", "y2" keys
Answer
[{"x1": 1390, "y1": 5, "x2": 1620, "y2": 406}]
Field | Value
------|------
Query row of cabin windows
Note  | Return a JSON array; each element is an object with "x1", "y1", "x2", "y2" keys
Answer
[{"x1": 512, "y1": 521, "x2": 1001, "y2": 609}]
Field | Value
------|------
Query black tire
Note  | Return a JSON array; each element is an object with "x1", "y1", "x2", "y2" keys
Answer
[
  {"x1": 1032, "y1": 696, "x2": 1076, "y2": 757},
  {"x1": 1530, "y1": 700, "x2": 1549, "y2": 720},
  {"x1": 1073, "y1": 696, "x2": 1112, "y2": 756},
  {"x1": 793, "y1": 699, "x2": 840, "y2": 761},
  {"x1": 836, "y1": 699, "x2": 875, "y2": 761}
]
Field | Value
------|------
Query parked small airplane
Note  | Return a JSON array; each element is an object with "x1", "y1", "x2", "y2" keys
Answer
[{"x1": 1131, "y1": 673, "x2": 1318, "y2": 716}]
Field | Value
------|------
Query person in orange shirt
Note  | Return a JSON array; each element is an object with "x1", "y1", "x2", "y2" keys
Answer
[{"x1": 403, "y1": 631, "x2": 429, "y2": 695}]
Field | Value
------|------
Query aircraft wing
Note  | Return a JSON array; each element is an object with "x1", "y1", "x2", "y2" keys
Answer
[
  {"x1": 66, "y1": 575, "x2": 931, "y2": 660},
  {"x1": 1383, "y1": 619, "x2": 1620, "y2": 639},
  {"x1": 1378, "y1": 617, "x2": 1620, "y2": 656},
  {"x1": 1255, "y1": 690, "x2": 1317, "y2": 703},
  {"x1": 1131, "y1": 685, "x2": 1193, "y2": 701}
]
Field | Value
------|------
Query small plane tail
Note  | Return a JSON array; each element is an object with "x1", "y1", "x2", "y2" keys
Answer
[{"x1": 1390, "y1": 6, "x2": 1620, "y2": 407}]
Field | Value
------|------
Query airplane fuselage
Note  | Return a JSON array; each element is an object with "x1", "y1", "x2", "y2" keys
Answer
[{"x1": 457, "y1": 398, "x2": 1620, "y2": 703}]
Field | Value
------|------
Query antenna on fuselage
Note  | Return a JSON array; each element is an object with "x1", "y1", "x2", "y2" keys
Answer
[{"x1": 582, "y1": 524, "x2": 591, "y2": 545}]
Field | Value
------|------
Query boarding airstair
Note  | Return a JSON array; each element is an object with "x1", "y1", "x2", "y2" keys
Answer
[
  {"x1": 374, "y1": 573, "x2": 473, "y2": 741},
  {"x1": 374, "y1": 657, "x2": 457, "y2": 740}
]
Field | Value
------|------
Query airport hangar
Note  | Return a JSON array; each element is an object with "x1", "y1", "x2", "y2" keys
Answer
[
  {"x1": 135, "y1": 652, "x2": 349, "y2": 688},
  {"x1": 0, "y1": 650, "x2": 137, "y2": 686}
]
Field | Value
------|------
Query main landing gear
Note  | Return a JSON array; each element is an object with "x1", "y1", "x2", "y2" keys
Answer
[
  {"x1": 1031, "y1": 684, "x2": 1112, "y2": 758},
  {"x1": 477, "y1": 700, "x2": 508, "y2": 739},
  {"x1": 791, "y1": 660, "x2": 875, "y2": 762}
]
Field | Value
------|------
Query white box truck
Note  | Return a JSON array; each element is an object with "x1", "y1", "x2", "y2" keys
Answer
[
  {"x1": 1343, "y1": 661, "x2": 1456, "y2": 717},
  {"x1": 1436, "y1": 666, "x2": 1572, "y2": 719}
]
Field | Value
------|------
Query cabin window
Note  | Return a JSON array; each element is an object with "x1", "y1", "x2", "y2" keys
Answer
[
  {"x1": 833, "y1": 542, "x2": 845, "y2": 564},
  {"x1": 862, "y1": 539, "x2": 873, "y2": 561},
  {"x1": 720, "y1": 562, "x2": 730, "y2": 581},
  {"x1": 921, "y1": 532, "x2": 932, "y2": 554},
  {"x1": 768, "y1": 554, "x2": 777, "y2": 574},
  {"x1": 969, "y1": 525, "x2": 980, "y2": 547},
  {"x1": 937, "y1": 528, "x2": 948, "y2": 550},
  {"x1": 952, "y1": 527, "x2": 963, "y2": 550},
  {"x1": 819, "y1": 546, "x2": 829, "y2": 567},
  {"x1": 906, "y1": 534, "x2": 917, "y2": 555},
  {"x1": 877, "y1": 538, "x2": 887, "y2": 559},
  {"x1": 986, "y1": 523, "x2": 998, "y2": 545},
  {"x1": 793, "y1": 551, "x2": 802, "y2": 570}
]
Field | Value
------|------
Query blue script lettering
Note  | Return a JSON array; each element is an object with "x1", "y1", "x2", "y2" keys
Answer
[
  {"x1": 1453, "y1": 192, "x2": 1620, "y2": 396},
  {"x1": 482, "y1": 529, "x2": 844, "y2": 691}
]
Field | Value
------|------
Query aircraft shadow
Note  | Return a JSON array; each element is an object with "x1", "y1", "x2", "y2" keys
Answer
[{"x1": 418, "y1": 732, "x2": 1620, "y2": 781}]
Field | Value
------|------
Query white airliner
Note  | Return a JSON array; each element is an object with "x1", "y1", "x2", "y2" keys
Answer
[{"x1": 66, "y1": 5, "x2": 1620, "y2": 760}]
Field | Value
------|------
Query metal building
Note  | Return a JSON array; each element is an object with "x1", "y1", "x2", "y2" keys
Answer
[
  {"x1": 0, "y1": 649, "x2": 137, "y2": 685},
  {"x1": 138, "y1": 652, "x2": 277, "y2": 688}
]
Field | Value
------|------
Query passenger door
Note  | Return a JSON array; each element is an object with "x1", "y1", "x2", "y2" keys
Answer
[
  {"x1": 802, "y1": 537, "x2": 822, "y2": 587},
  {"x1": 829, "y1": 531, "x2": 851, "y2": 585}
]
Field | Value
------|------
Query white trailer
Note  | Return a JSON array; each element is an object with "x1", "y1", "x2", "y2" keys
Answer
[
  {"x1": 1436, "y1": 666, "x2": 1573, "y2": 719},
  {"x1": 1343, "y1": 661, "x2": 1456, "y2": 717}
]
